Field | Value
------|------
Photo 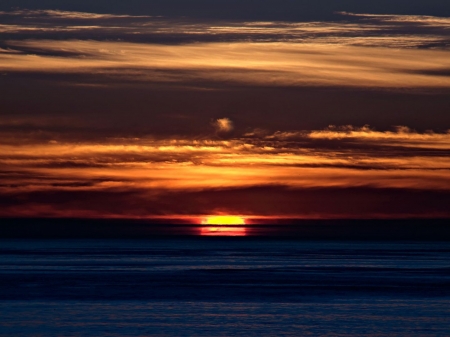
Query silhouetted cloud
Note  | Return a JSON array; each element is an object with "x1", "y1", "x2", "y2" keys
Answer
[{"x1": 1, "y1": 184, "x2": 449, "y2": 219}]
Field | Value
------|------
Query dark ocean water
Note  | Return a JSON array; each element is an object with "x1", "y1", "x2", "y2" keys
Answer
[{"x1": 0, "y1": 239, "x2": 449, "y2": 336}]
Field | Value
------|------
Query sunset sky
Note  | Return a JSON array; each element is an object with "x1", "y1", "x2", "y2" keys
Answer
[{"x1": 1, "y1": 1, "x2": 449, "y2": 222}]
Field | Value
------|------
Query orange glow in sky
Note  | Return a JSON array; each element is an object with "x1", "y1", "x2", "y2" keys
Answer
[{"x1": 200, "y1": 216, "x2": 247, "y2": 236}]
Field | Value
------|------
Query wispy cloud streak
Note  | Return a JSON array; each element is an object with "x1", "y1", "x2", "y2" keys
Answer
[
  {"x1": 339, "y1": 12, "x2": 450, "y2": 29},
  {"x1": 1, "y1": 40, "x2": 450, "y2": 88},
  {"x1": 0, "y1": 10, "x2": 449, "y2": 48},
  {"x1": 1, "y1": 127, "x2": 449, "y2": 194},
  {"x1": 0, "y1": 9, "x2": 152, "y2": 19}
]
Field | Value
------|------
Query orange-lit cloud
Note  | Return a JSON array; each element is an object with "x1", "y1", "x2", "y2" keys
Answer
[
  {"x1": 339, "y1": 12, "x2": 450, "y2": 29},
  {"x1": 213, "y1": 118, "x2": 234, "y2": 133},
  {"x1": 1, "y1": 10, "x2": 449, "y2": 48},
  {"x1": 1, "y1": 40, "x2": 450, "y2": 89},
  {"x1": 0, "y1": 9, "x2": 153, "y2": 19},
  {"x1": 1, "y1": 127, "x2": 449, "y2": 215}
]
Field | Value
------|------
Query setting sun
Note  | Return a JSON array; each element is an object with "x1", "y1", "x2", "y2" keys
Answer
[{"x1": 202, "y1": 216, "x2": 246, "y2": 225}]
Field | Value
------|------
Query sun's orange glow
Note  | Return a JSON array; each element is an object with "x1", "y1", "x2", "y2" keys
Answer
[
  {"x1": 200, "y1": 226, "x2": 247, "y2": 236},
  {"x1": 203, "y1": 216, "x2": 246, "y2": 225},
  {"x1": 200, "y1": 216, "x2": 247, "y2": 236}
]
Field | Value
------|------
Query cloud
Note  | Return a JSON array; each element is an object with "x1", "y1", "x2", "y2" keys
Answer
[
  {"x1": 1, "y1": 124, "x2": 449, "y2": 218},
  {"x1": 0, "y1": 9, "x2": 152, "y2": 19},
  {"x1": 339, "y1": 12, "x2": 450, "y2": 29},
  {"x1": 264, "y1": 125, "x2": 450, "y2": 149},
  {"x1": 0, "y1": 10, "x2": 449, "y2": 48},
  {"x1": 213, "y1": 118, "x2": 234, "y2": 133},
  {"x1": 1, "y1": 126, "x2": 449, "y2": 197},
  {"x1": 2, "y1": 40, "x2": 450, "y2": 89}
]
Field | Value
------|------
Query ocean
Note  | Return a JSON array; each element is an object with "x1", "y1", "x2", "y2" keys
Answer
[{"x1": 0, "y1": 238, "x2": 449, "y2": 336}]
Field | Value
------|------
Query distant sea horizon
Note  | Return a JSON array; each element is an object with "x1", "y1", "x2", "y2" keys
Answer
[{"x1": 1, "y1": 218, "x2": 449, "y2": 241}]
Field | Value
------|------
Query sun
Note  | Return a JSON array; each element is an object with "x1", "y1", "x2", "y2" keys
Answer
[{"x1": 202, "y1": 216, "x2": 246, "y2": 225}]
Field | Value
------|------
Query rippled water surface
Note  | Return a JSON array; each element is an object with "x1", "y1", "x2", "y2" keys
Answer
[{"x1": 1, "y1": 239, "x2": 449, "y2": 336}]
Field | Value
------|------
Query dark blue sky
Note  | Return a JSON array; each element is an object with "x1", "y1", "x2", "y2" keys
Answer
[{"x1": 1, "y1": 0, "x2": 450, "y2": 20}]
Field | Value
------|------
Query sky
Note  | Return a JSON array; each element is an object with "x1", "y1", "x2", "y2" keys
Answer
[{"x1": 0, "y1": 1, "x2": 449, "y2": 222}]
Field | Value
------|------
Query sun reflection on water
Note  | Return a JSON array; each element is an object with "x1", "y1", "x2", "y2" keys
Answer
[{"x1": 200, "y1": 226, "x2": 247, "y2": 236}]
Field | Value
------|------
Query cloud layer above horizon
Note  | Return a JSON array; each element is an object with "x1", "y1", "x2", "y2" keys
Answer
[
  {"x1": 1, "y1": 8, "x2": 449, "y2": 220},
  {"x1": 1, "y1": 125, "x2": 449, "y2": 219}
]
